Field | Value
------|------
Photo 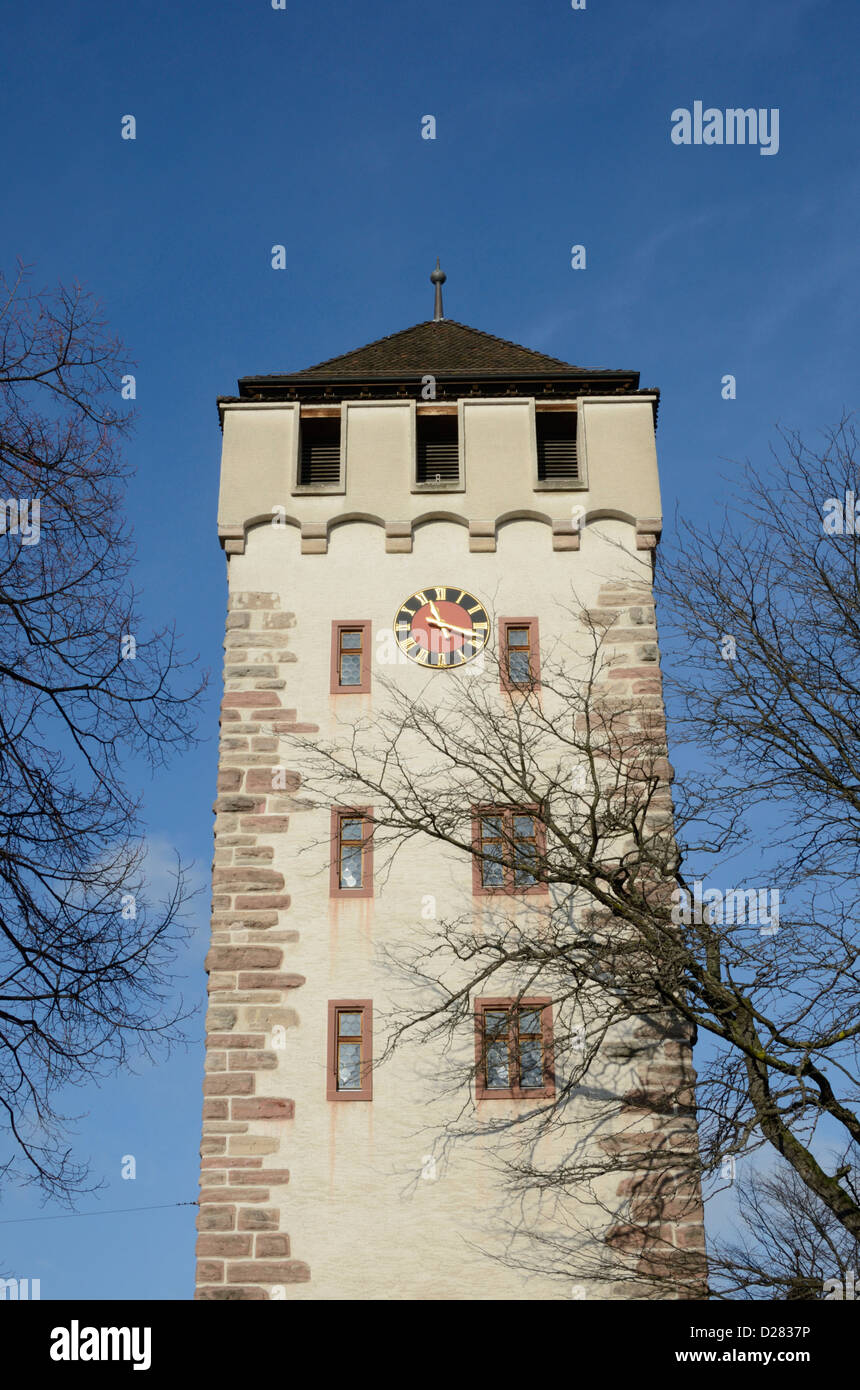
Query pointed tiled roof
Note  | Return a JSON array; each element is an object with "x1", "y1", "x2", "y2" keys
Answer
[
  {"x1": 238, "y1": 319, "x2": 638, "y2": 385},
  {"x1": 270, "y1": 319, "x2": 584, "y2": 380}
]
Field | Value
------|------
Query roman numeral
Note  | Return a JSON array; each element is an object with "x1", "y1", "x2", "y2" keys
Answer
[
  {"x1": 466, "y1": 603, "x2": 483, "y2": 615},
  {"x1": 415, "y1": 649, "x2": 430, "y2": 665},
  {"x1": 414, "y1": 591, "x2": 430, "y2": 607}
]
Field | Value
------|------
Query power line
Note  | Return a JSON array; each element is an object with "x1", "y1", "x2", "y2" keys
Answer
[{"x1": 0, "y1": 1200, "x2": 197, "y2": 1226}]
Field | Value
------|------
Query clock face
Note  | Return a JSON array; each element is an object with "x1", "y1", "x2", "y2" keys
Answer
[{"x1": 395, "y1": 586, "x2": 490, "y2": 669}]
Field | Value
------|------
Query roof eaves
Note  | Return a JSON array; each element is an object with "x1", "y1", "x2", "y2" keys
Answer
[{"x1": 238, "y1": 367, "x2": 639, "y2": 388}]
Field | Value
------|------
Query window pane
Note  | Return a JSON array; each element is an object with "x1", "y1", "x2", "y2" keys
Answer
[
  {"x1": 508, "y1": 650, "x2": 530, "y2": 684},
  {"x1": 507, "y1": 628, "x2": 529, "y2": 648},
  {"x1": 341, "y1": 818, "x2": 363, "y2": 840},
  {"x1": 486, "y1": 1039, "x2": 511, "y2": 1089},
  {"x1": 339, "y1": 653, "x2": 361, "y2": 685},
  {"x1": 519, "y1": 1038, "x2": 543, "y2": 1088},
  {"x1": 340, "y1": 842, "x2": 363, "y2": 888},
  {"x1": 341, "y1": 631, "x2": 362, "y2": 649},
  {"x1": 482, "y1": 816, "x2": 503, "y2": 838},
  {"x1": 514, "y1": 855, "x2": 537, "y2": 887},
  {"x1": 513, "y1": 815, "x2": 535, "y2": 838},
  {"x1": 518, "y1": 1009, "x2": 542, "y2": 1035},
  {"x1": 482, "y1": 856, "x2": 504, "y2": 887},
  {"x1": 338, "y1": 1012, "x2": 362, "y2": 1036},
  {"x1": 338, "y1": 1042, "x2": 362, "y2": 1090},
  {"x1": 484, "y1": 1009, "x2": 509, "y2": 1036}
]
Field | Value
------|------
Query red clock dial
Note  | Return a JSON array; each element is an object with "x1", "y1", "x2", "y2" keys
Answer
[{"x1": 395, "y1": 586, "x2": 490, "y2": 668}]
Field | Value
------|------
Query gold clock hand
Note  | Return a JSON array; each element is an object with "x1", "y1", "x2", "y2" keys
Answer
[
  {"x1": 427, "y1": 599, "x2": 450, "y2": 637},
  {"x1": 425, "y1": 617, "x2": 475, "y2": 638}
]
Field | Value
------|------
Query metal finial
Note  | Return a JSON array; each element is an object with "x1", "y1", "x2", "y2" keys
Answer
[{"x1": 430, "y1": 258, "x2": 446, "y2": 321}]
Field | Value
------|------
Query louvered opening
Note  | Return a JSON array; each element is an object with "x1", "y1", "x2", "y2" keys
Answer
[
  {"x1": 299, "y1": 418, "x2": 341, "y2": 486},
  {"x1": 536, "y1": 412, "x2": 578, "y2": 482},
  {"x1": 416, "y1": 415, "x2": 460, "y2": 485}
]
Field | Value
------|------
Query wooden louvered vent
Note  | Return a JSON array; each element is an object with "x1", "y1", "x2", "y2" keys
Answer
[
  {"x1": 299, "y1": 418, "x2": 341, "y2": 486},
  {"x1": 536, "y1": 411, "x2": 578, "y2": 482},
  {"x1": 416, "y1": 416, "x2": 460, "y2": 485}
]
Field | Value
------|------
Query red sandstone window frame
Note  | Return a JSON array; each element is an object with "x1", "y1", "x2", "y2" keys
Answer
[
  {"x1": 470, "y1": 805, "x2": 548, "y2": 897},
  {"x1": 327, "y1": 999, "x2": 373, "y2": 1101},
  {"x1": 329, "y1": 807, "x2": 374, "y2": 899},
  {"x1": 474, "y1": 997, "x2": 555, "y2": 1099},
  {"x1": 330, "y1": 620, "x2": 372, "y2": 694},
  {"x1": 498, "y1": 617, "x2": 541, "y2": 692}
]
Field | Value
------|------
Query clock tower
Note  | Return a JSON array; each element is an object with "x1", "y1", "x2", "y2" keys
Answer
[{"x1": 195, "y1": 270, "x2": 706, "y2": 1300}]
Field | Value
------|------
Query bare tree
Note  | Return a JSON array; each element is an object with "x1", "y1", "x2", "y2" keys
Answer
[
  {"x1": 0, "y1": 263, "x2": 205, "y2": 1201},
  {"x1": 272, "y1": 421, "x2": 860, "y2": 1297},
  {"x1": 658, "y1": 418, "x2": 860, "y2": 1238},
  {"x1": 709, "y1": 1156, "x2": 860, "y2": 1300}
]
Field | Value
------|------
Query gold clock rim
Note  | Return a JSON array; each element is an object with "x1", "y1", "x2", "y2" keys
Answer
[{"x1": 393, "y1": 585, "x2": 490, "y2": 669}]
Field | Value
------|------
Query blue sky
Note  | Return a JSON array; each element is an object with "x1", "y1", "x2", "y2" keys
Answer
[{"x1": 0, "y1": 0, "x2": 857, "y2": 1298}]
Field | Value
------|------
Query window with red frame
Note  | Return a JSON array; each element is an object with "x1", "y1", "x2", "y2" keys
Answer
[
  {"x1": 474, "y1": 998, "x2": 555, "y2": 1098},
  {"x1": 330, "y1": 620, "x2": 371, "y2": 693},
  {"x1": 327, "y1": 1000, "x2": 373, "y2": 1101},
  {"x1": 499, "y1": 617, "x2": 540, "y2": 690},
  {"x1": 472, "y1": 807, "x2": 545, "y2": 894},
  {"x1": 330, "y1": 808, "x2": 373, "y2": 897}
]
